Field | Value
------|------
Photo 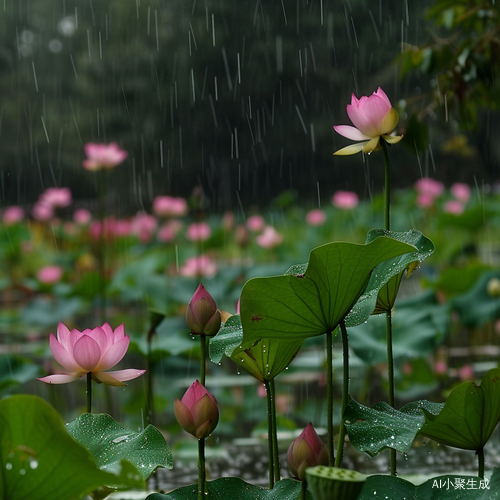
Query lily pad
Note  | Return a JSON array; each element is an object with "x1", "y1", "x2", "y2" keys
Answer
[
  {"x1": 146, "y1": 477, "x2": 314, "y2": 499},
  {"x1": 210, "y1": 314, "x2": 303, "y2": 382},
  {"x1": 345, "y1": 229, "x2": 434, "y2": 326},
  {"x1": 0, "y1": 395, "x2": 144, "y2": 500},
  {"x1": 240, "y1": 237, "x2": 415, "y2": 344},
  {"x1": 419, "y1": 368, "x2": 500, "y2": 450},
  {"x1": 343, "y1": 397, "x2": 444, "y2": 456},
  {"x1": 67, "y1": 412, "x2": 173, "y2": 483}
]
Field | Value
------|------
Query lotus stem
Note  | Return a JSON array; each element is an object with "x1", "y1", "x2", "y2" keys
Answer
[
  {"x1": 326, "y1": 330, "x2": 334, "y2": 466},
  {"x1": 386, "y1": 309, "x2": 397, "y2": 475},
  {"x1": 97, "y1": 171, "x2": 106, "y2": 323},
  {"x1": 269, "y1": 378, "x2": 280, "y2": 484},
  {"x1": 198, "y1": 437, "x2": 206, "y2": 499},
  {"x1": 86, "y1": 372, "x2": 92, "y2": 413},
  {"x1": 200, "y1": 334, "x2": 206, "y2": 386},
  {"x1": 300, "y1": 479, "x2": 307, "y2": 500},
  {"x1": 264, "y1": 380, "x2": 275, "y2": 488},
  {"x1": 477, "y1": 448, "x2": 484, "y2": 479},
  {"x1": 146, "y1": 329, "x2": 154, "y2": 425},
  {"x1": 382, "y1": 140, "x2": 391, "y2": 231},
  {"x1": 335, "y1": 321, "x2": 349, "y2": 467}
]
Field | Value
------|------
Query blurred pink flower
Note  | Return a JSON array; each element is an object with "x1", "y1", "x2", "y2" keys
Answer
[
  {"x1": 2, "y1": 206, "x2": 24, "y2": 224},
  {"x1": 157, "y1": 219, "x2": 183, "y2": 243},
  {"x1": 90, "y1": 217, "x2": 131, "y2": 240},
  {"x1": 152, "y1": 196, "x2": 188, "y2": 218},
  {"x1": 256, "y1": 226, "x2": 283, "y2": 248},
  {"x1": 306, "y1": 209, "x2": 326, "y2": 226},
  {"x1": 414, "y1": 178, "x2": 444, "y2": 198},
  {"x1": 38, "y1": 322, "x2": 145, "y2": 386},
  {"x1": 41, "y1": 187, "x2": 72, "y2": 208},
  {"x1": 37, "y1": 265, "x2": 63, "y2": 284},
  {"x1": 416, "y1": 192, "x2": 435, "y2": 208},
  {"x1": 444, "y1": 200, "x2": 464, "y2": 215},
  {"x1": 130, "y1": 212, "x2": 158, "y2": 243},
  {"x1": 434, "y1": 360, "x2": 448, "y2": 375},
  {"x1": 73, "y1": 208, "x2": 92, "y2": 225},
  {"x1": 222, "y1": 211, "x2": 235, "y2": 231},
  {"x1": 247, "y1": 215, "x2": 265, "y2": 232},
  {"x1": 82, "y1": 142, "x2": 128, "y2": 171},
  {"x1": 331, "y1": 190, "x2": 359, "y2": 209},
  {"x1": 451, "y1": 183, "x2": 471, "y2": 203},
  {"x1": 32, "y1": 202, "x2": 54, "y2": 221},
  {"x1": 186, "y1": 222, "x2": 211, "y2": 242},
  {"x1": 333, "y1": 88, "x2": 403, "y2": 155},
  {"x1": 458, "y1": 364, "x2": 474, "y2": 381},
  {"x1": 179, "y1": 255, "x2": 217, "y2": 278}
]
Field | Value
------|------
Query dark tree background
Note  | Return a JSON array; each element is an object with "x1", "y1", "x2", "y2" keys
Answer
[{"x1": 0, "y1": 0, "x2": 497, "y2": 214}]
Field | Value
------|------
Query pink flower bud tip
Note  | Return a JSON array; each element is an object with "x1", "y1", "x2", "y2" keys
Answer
[{"x1": 185, "y1": 283, "x2": 221, "y2": 336}]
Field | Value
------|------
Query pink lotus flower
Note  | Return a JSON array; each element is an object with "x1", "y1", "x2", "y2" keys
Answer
[
  {"x1": 246, "y1": 215, "x2": 265, "y2": 232},
  {"x1": 157, "y1": 219, "x2": 183, "y2": 243},
  {"x1": 458, "y1": 364, "x2": 474, "y2": 381},
  {"x1": 38, "y1": 323, "x2": 145, "y2": 386},
  {"x1": 37, "y1": 265, "x2": 63, "y2": 284},
  {"x1": 416, "y1": 192, "x2": 435, "y2": 208},
  {"x1": 333, "y1": 88, "x2": 403, "y2": 155},
  {"x1": 414, "y1": 177, "x2": 444, "y2": 198},
  {"x1": 434, "y1": 360, "x2": 448, "y2": 375},
  {"x1": 332, "y1": 190, "x2": 359, "y2": 209},
  {"x1": 2, "y1": 206, "x2": 24, "y2": 224},
  {"x1": 451, "y1": 183, "x2": 471, "y2": 203},
  {"x1": 82, "y1": 142, "x2": 128, "y2": 171},
  {"x1": 41, "y1": 187, "x2": 72, "y2": 208},
  {"x1": 287, "y1": 423, "x2": 329, "y2": 481},
  {"x1": 130, "y1": 212, "x2": 158, "y2": 243},
  {"x1": 185, "y1": 283, "x2": 221, "y2": 337},
  {"x1": 32, "y1": 201, "x2": 54, "y2": 221},
  {"x1": 186, "y1": 222, "x2": 211, "y2": 242},
  {"x1": 152, "y1": 196, "x2": 188, "y2": 218},
  {"x1": 179, "y1": 255, "x2": 217, "y2": 278},
  {"x1": 73, "y1": 208, "x2": 92, "y2": 225},
  {"x1": 256, "y1": 226, "x2": 283, "y2": 248},
  {"x1": 444, "y1": 200, "x2": 464, "y2": 215},
  {"x1": 174, "y1": 380, "x2": 219, "y2": 439},
  {"x1": 306, "y1": 209, "x2": 326, "y2": 226}
]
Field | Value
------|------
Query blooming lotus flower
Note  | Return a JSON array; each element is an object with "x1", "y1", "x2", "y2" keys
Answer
[
  {"x1": 179, "y1": 255, "x2": 217, "y2": 278},
  {"x1": 287, "y1": 423, "x2": 329, "y2": 481},
  {"x1": 2, "y1": 205, "x2": 24, "y2": 225},
  {"x1": 306, "y1": 209, "x2": 326, "y2": 226},
  {"x1": 247, "y1": 215, "x2": 265, "y2": 232},
  {"x1": 186, "y1": 222, "x2": 211, "y2": 242},
  {"x1": 331, "y1": 190, "x2": 359, "y2": 209},
  {"x1": 185, "y1": 283, "x2": 221, "y2": 336},
  {"x1": 333, "y1": 88, "x2": 403, "y2": 155},
  {"x1": 152, "y1": 196, "x2": 188, "y2": 218},
  {"x1": 82, "y1": 142, "x2": 128, "y2": 171},
  {"x1": 37, "y1": 265, "x2": 63, "y2": 284},
  {"x1": 174, "y1": 380, "x2": 219, "y2": 439},
  {"x1": 37, "y1": 323, "x2": 145, "y2": 386},
  {"x1": 414, "y1": 177, "x2": 444, "y2": 197},
  {"x1": 256, "y1": 226, "x2": 283, "y2": 248}
]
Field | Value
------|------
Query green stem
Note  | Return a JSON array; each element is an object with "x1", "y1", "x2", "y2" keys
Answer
[
  {"x1": 198, "y1": 437, "x2": 206, "y2": 499},
  {"x1": 97, "y1": 172, "x2": 106, "y2": 323},
  {"x1": 86, "y1": 372, "x2": 92, "y2": 413},
  {"x1": 386, "y1": 310, "x2": 397, "y2": 476},
  {"x1": 382, "y1": 140, "x2": 391, "y2": 231},
  {"x1": 200, "y1": 334, "x2": 206, "y2": 387},
  {"x1": 477, "y1": 448, "x2": 484, "y2": 479},
  {"x1": 269, "y1": 378, "x2": 280, "y2": 484},
  {"x1": 264, "y1": 380, "x2": 274, "y2": 489},
  {"x1": 335, "y1": 321, "x2": 349, "y2": 467},
  {"x1": 146, "y1": 330, "x2": 154, "y2": 425},
  {"x1": 300, "y1": 479, "x2": 307, "y2": 500},
  {"x1": 326, "y1": 331, "x2": 334, "y2": 466}
]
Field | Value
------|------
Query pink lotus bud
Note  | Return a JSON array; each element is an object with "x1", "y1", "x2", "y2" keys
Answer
[
  {"x1": 247, "y1": 215, "x2": 265, "y2": 232},
  {"x1": 179, "y1": 255, "x2": 217, "y2": 278},
  {"x1": 185, "y1": 284, "x2": 221, "y2": 336},
  {"x1": 306, "y1": 209, "x2": 326, "y2": 226},
  {"x1": 186, "y1": 222, "x2": 211, "y2": 242},
  {"x1": 444, "y1": 200, "x2": 464, "y2": 215},
  {"x1": 450, "y1": 183, "x2": 470, "y2": 203},
  {"x1": 37, "y1": 265, "x2": 63, "y2": 284},
  {"x1": 2, "y1": 206, "x2": 24, "y2": 225},
  {"x1": 416, "y1": 192, "x2": 435, "y2": 208},
  {"x1": 331, "y1": 191, "x2": 359, "y2": 209},
  {"x1": 73, "y1": 208, "x2": 92, "y2": 225},
  {"x1": 82, "y1": 142, "x2": 128, "y2": 171},
  {"x1": 414, "y1": 177, "x2": 444, "y2": 197},
  {"x1": 174, "y1": 380, "x2": 219, "y2": 439},
  {"x1": 287, "y1": 423, "x2": 329, "y2": 481}
]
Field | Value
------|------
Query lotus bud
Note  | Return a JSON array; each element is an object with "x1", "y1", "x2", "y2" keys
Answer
[
  {"x1": 185, "y1": 283, "x2": 221, "y2": 336},
  {"x1": 174, "y1": 380, "x2": 219, "y2": 439},
  {"x1": 287, "y1": 423, "x2": 329, "y2": 481}
]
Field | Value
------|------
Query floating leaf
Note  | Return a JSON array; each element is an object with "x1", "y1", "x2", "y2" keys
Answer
[
  {"x1": 420, "y1": 368, "x2": 500, "y2": 450},
  {"x1": 345, "y1": 229, "x2": 434, "y2": 326},
  {"x1": 0, "y1": 395, "x2": 144, "y2": 500},
  {"x1": 210, "y1": 314, "x2": 302, "y2": 382},
  {"x1": 241, "y1": 237, "x2": 415, "y2": 344},
  {"x1": 146, "y1": 477, "x2": 314, "y2": 499},
  {"x1": 67, "y1": 412, "x2": 173, "y2": 484},
  {"x1": 343, "y1": 397, "x2": 443, "y2": 456}
]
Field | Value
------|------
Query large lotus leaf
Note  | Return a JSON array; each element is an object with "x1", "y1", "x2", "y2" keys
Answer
[
  {"x1": 0, "y1": 395, "x2": 144, "y2": 500},
  {"x1": 343, "y1": 397, "x2": 444, "y2": 456},
  {"x1": 210, "y1": 314, "x2": 303, "y2": 382},
  {"x1": 419, "y1": 368, "x2": 500, "y2": 450},
  {"x1": 67, "y1": 412, "x2": 173, "y2": 484},
  {"x1": 358, "y1": 469, "x2": 500, "y2": 500},
  {"x1": 240, "y1": 237, "x2": 415, "y2": 344},
  {"x1": 347, "y1": 294, "x2": 449, "y2": 366},
  {"x1": 146, "y1": 477, "x2": 314, "y2": 499},
  {"x1": 345, "y1": 229, "x2": 434, "y2": 327},
  {"x1": 452, "y1": 270, "x2": 500, "y2": 327}
]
